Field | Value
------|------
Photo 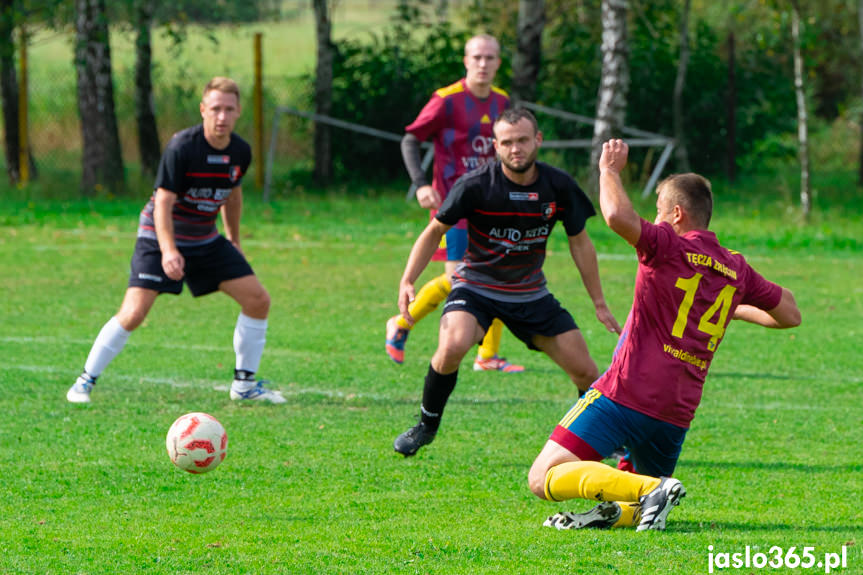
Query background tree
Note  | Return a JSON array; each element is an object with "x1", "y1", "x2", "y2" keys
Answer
[
  {"x1": 132, "y1": 0, "x2": 159, "y2": 179},
  {"x1": 790, "y1": 0, "x2": 811, "y2": 218},
  {"x1": 590, "y1": 0, "x2": 629, "y2": 193},
  {"x1": 0, "y1": 0, "x2": 22, "y2": 183},
  {"x1": 859, "y1": 0, "x2": 863, "y2": 186},
  {"x1": 672, "y1": 0, "x2": 691, "y2": 172},
  {"x1": 725, "y1": 25, "x2": 736, "y2": 182},
  {"x1": 313, "y1": 0, "x2": 333, "y2": 185},
  {"x1": 75, "y1": 0, "x2": 124, "y2": 194},
  {"x1": 511, "y1": 0, "x2": 544, "y2": 104}
]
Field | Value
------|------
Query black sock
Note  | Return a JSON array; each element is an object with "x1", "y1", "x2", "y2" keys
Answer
[
  {"x1": 234, "y1": 369, "x2": 255, "y2": 381},
  {"x1": 419, "y1": 364, "x2": 458, "y2": 433}
]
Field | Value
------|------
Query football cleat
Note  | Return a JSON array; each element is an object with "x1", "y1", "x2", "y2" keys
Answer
[
  {"x1": 636, "y1": 477, "x2": 686, "y2": 531},
  {"x1": 385, "y1": 315, "x2": 410, "y2": 364},
  {"x1": 543, "y1": 501, "x2": 622, "y2": 530},
  {"x1": 67, "y1": 373, "x2": 96, "y2": 403},
  {"x1": 230, "y1": 379, "x2": 286, "y2": 404},
  {"x1": 472, "y1": 355, "x2": 525, "y2": 373},
  {"x1": 393, "y1": 421, "x2": 436, "y2": 456}
]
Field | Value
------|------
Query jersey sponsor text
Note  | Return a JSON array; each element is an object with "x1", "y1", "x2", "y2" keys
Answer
[
  {"x1": 686, "y1": 252, "x2": 738, "y2": 280},
  {"x1": 662, "y1": 343, "x2": 708, "y2": 370}
]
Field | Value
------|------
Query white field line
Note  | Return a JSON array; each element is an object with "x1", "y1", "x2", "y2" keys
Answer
[
  {"x1": 12, "y1": 363, "x2": 854, "y2": 410},
  {"x1": 30, "y1": 240, "x2": 337, "y2": 251},
  {"x1": 1, "y1": 336, "x2": 308, "y2": 358},
  {"x1": 20, "y1": 231, "x2": 638, "y2": 259}
]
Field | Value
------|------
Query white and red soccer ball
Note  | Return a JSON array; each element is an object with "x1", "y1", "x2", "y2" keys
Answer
[{"x1": 166, "y1": 412, "x2": 228, "y2": 474}]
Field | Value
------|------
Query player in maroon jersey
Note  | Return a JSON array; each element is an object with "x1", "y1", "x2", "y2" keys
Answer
[
  {"x1": 67, "y1": 77, "x2": 284, "y2": 405},
  {"x1": 385, "y1": 34, "x2": 525, "y2": 373},
  {"x1": 529, "y1": 139, "x2": 801, "y2": 531}
]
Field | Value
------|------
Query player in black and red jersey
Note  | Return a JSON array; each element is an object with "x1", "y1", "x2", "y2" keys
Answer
[
  {"x1": 392, "y1": 108, "x2": 621, "y2": 456},
  {"x1": 68, "y1": 77, "x2": 283, "y2": 404}
]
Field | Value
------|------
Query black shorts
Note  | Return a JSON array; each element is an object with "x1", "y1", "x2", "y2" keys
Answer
[
  {"x1": 128, "y1": 236, "x2": 254, "y2": 297},
  {"x1": 442, "y1": 287, "x2": 578, "y2": 350}
]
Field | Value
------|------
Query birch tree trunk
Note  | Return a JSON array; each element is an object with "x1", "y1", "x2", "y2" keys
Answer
[
  {"x1": 134, "y1": 0, "x2": 160, "y2": 179},
  {"x1": 75, "y1": 0, "x2": 124, "y2": 195},
  {"x1": 791, "y1": 0, "x2": 811, "y2": 218},
  {"x1": 511, "y1": 0, "x2": 544, "y2": 104},
  {"x1": 672, "y1": 0, "x2": 691, "y2": 172},
  {"x1": 590, "y1": 0, "x2": 629, "y2": 195},
  {"x1": 313, "y1": 0, "x2": 333, "y2": 185}
]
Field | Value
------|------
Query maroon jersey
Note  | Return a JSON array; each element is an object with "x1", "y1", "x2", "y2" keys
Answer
[
  {"x1": 406, "y1": 79, "x2": 509, "y2": 230},
  {"x1": 593, "y1": 219, "x2": 782, "y2": 428}
]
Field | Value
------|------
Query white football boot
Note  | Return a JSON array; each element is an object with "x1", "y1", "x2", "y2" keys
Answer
[{"x1": 67, "y1": 374, "x2": 96, "y2": 403}]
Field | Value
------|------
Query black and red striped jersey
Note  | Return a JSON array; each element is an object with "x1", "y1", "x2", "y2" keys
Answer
[
  {"x1": 435, "y1": 160, "x2": 596, "y2": 302},
  {"x1": 137, "y1": 124, "x2": 252, "y2": 246}
]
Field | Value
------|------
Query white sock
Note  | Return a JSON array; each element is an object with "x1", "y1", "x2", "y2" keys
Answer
[
  {"x1": 83, "y1": 316, "x2": 131, "y2": 378},
  {"x1": 234, "y1": 313, "x2": 267, "y2": 381}
]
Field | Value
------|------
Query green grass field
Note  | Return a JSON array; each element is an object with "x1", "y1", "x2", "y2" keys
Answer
[{"x1": 0, "y1": 190, "x2": 860, "y2": 574}]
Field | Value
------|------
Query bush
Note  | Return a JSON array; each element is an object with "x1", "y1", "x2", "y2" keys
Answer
[{"x1": 320, "y1": 5, "x2": 469, "y2": 182}]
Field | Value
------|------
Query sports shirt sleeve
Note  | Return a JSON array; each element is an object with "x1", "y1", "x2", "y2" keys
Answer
[
  {"x1": 401, "y1": 133, "x2": 429, "y2": 187},
  {"x1": 635, "y1": 219, "x2": 678, "y2": 267},
  {"x1": 234, "y1": 139, "x2": 252, "y2": 186},
  {"x1": 405, "y1": 95, "x2": 444, "y2": 143},
  {"x1": 153, "y1": 136, "x2": 186, "y2": 195},
  {"x1": 434, "y1": 173, "x2": 475, "y2": 225},
  {"x1": 559, "y1": 176, "x2": 596, "y2": 236},
  {"x1": 740, "y1": 265, "x2": 783, "y2": 310}
]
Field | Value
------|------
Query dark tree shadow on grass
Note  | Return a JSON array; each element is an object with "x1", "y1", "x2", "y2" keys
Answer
[
  {"x1": 677, "y1": 459, "x2": 861, "y2": 474},
  {"x1": 670, "y1": 520, "x2": 861, "y2": 534}
]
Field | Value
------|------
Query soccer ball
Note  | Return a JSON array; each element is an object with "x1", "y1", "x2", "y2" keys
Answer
[{"x1": 166, "y1": 412, "x2": 228, "y2": 474}]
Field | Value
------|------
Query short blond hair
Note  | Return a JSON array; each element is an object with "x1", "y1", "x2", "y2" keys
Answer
[
  {"x1": 465, "y1": 34, "x2": 500, "y2": 56},
  {"x1": 203, "y1": 77, "x2": 240, "y2": 104}
]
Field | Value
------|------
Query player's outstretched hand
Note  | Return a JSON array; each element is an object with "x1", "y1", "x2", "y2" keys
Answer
[
  {"x1": 416, "y1": 185, "x2": 442, "y2": 210},
  {"x1": 599, "y1": 139, "x2": 629, "y2": 174},
  {"x1": 595, "y1": 301, "x2": 622, "y2": 334},
  {"x1": 398, "y1": 281, "x2": 417, "y2": 326}
]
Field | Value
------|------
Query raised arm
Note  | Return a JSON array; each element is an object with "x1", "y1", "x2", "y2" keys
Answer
[
  {"x1": 733, "y1": 287, "x2": 802, "y2": 329},
  {"x1": 598, "y1": 139, "x2": 642, "y2": 247},
  {"x1": 399, "y1": 218, "x2": 451, "y2": 324},
  {"x1": 568, "y1": 230, "x2": 621, "y2": 334}
]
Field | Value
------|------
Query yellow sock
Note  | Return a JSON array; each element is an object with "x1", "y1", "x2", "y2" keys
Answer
[
  {"x1": 613, "y1": 502, "x2": 642, "y2": 528},
  {"x1": 477, "y1": 318, "x2": 503, "y2": 360},
  {"x1": 396, "y1": 273, "x2": 451, "y2": 330},
  {"x1": 544, "y1": 460, "x2": 662, "y2": 503}
]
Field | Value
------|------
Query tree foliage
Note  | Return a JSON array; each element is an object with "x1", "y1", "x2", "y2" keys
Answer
[
  {"x1": 321, "y1": 2, "x2": 469, "y2": 180},
  {"x1": 314, "y1": 0, "x2": 862, "y2": 183}
]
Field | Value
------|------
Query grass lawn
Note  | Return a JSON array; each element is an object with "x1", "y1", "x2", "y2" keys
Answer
[{"x1": 0, "y1": 190, "x2": 860, "y2": 574}]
